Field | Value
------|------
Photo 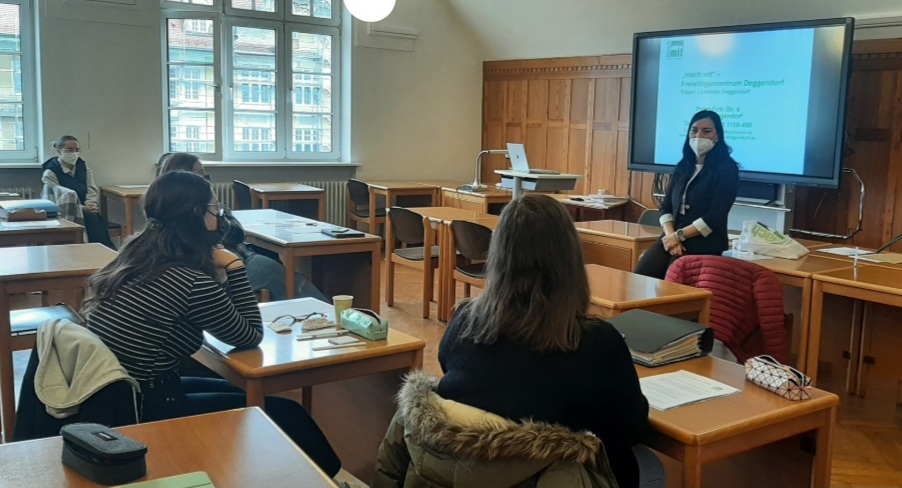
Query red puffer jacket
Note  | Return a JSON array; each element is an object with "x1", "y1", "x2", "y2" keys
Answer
[{"x1": 665, "y1": 255, "x2": 789, "y2": 364}]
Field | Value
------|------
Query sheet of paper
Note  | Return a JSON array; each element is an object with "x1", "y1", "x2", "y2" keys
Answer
[
  {"x1": 0, "y1": 220, "x2": 62, "y2": 229},
  {"x1": 640, "y1": 370, "x2": 741, "y2": 410},
  {"x1": 116, "y1": 184, "x2": 150, "y2": 189},
  {"x1": 855, "y1": 253, "x2": 902, "y2": 264},
  {"x1": 817, "y1": 246, "x2": 873, "y2": 257}
]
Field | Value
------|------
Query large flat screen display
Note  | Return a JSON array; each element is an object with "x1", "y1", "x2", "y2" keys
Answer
[{"x1": 629, "y1": 18, "x2": 854, "y2": 189}]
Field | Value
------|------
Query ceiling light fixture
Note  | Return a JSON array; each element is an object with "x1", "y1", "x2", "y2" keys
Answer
[{"x1": 343, "y1": 0, "x2": 396, "y2": 23}]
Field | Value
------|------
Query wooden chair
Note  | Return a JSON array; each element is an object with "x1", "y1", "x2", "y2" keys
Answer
[
  {"x1": 233, "y1": 180, "x2": 253, "y2": 210},
  {"x1": 450, "y1": 220, "x2": 492, "y2": 301},
  {"x1": 346, "y1": 179, "x2": 385, "y2": 233},
  {"x1": 385, "y1": 207, "x2": 439, "y2": 318}
]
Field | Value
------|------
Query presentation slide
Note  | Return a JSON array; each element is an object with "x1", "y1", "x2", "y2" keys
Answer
[{"x1": 652, "y1": 29, "x2": 815, "y2": 174}]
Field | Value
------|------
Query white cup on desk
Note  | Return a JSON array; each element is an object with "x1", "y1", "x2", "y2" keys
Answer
[{"x1": 332, "y1": 295, "x2": 353, "y2": 329}]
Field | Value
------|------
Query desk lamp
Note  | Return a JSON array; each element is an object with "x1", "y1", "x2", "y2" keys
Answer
[{"x1": 462, "y1": 149, "x2": 507, "y2": 192}]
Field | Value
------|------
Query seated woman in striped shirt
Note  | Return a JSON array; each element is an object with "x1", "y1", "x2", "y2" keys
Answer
[{"x1": 83, "y1": 171, "x2": 340, "y2": 476}]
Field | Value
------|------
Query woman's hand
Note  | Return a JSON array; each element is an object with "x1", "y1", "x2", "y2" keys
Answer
[
  {"x1": 212, "y1": 246, "x2": 244, "y2": 270},
  {"x1": 662, "y1": 233, "x2": 685, "y2": 257}
]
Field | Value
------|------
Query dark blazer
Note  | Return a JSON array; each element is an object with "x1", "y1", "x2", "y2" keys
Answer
[{"x1": 660, "y1": 159, "x2": 739, "y2": 255}]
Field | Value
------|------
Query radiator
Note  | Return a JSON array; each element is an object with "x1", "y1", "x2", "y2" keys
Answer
[
  {"x1": 0, "y1": 186, "x2": 35, "y2": 199},
  {"x1": 211, "y1": 181, "x2": 347, "y2": 226}
]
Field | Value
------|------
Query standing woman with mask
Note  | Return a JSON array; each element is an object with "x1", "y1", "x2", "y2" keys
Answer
[
  {"x1": 42, "y1": 135, "x2": 117, "y2": 249},
  {"x1": 634, "y1": 110, "x2": 740, "y2": 279}
]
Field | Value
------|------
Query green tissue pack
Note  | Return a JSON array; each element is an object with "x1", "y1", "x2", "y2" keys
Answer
[{"x1": 340, "y1": 308, "x2": 389, "y2": 341}]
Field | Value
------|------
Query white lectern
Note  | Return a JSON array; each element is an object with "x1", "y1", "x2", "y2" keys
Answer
[{"x1": 495, "y1": 170, "x2": 583, "y2": 199}]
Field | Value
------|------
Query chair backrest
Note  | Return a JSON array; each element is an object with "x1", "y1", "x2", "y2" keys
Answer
[
  {"x1": 638, "y1": 209, "x2": 661, "y2": 227},
  {"x1": 450, "y1": 220, "x2": 492, "y2": 261},
  {"x1": 347, "y1": 179, "x2": 371, "y2": 207},
  {"x1": 388, "y1": 207, "x2": 425, "y2": 246},
  {"x1": 233, "y1": 180, "x2": 252, "y2": 210},
  {"x1": 665, "y1": 255, "x2": 788, "y2": 363}
]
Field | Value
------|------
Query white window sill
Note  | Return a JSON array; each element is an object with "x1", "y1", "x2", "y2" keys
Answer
[{"x1": 203, "y1": 161, "x2": 360, "y2": 168}]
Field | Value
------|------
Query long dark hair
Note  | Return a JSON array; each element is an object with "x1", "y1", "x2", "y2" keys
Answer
[
  {"x1": 674, "y1": 110, "x2": 736, "y2": 181},
  {"x1": 457, "y1": 194, "x2": 588, "y2": 352},
  {"x1": 84, "y1": 171, "x2": 218, "y2": 312}
]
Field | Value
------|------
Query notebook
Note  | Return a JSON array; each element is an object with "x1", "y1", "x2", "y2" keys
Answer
[
  {"x1": 606, "y1": 309, "x2": 714, "y2": 367},
  {"x1": 506, "y1": 143, "x2": 559, "y2": 174}
]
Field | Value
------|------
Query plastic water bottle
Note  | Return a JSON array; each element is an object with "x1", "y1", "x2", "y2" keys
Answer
[{"x1": 734, "y1": 221, "x2": 755, "y2": 258}]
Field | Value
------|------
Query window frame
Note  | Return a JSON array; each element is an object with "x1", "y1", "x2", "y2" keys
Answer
[
  {"x1": 0, "y1": 0, "x2": 38, "y2": 164},
  {"x1": 162, "y1": 0, "x2": 341, "y2": 163}
]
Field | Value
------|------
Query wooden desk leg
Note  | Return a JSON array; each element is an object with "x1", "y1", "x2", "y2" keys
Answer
[
  {"x1": 251, "y1": 191, "x2": 261, "y2": 210},
  {"x1": 302, "y1": 387, "x2": 313, "y2": 413},
  {"x1": 440, "y1": 225, "x2": 454, "y2": 322},
  {"x1": 422, "y1": 218, "x2": 434, "y2": 319},
  {"x1": 385, "y1": 211, "x2": 396, "y2": 307},
  {"x1": 697, "y1": 298, "x2": 711, "y2": 326},
  {"x1": 806, "y1": 281, "x2": 825, "y2": 384},
  {"x1": 124, "y1": 197, "x2": 135, "y2": 236},
  {"x1": 797, "y1": 280, "x2": 813, "y2": 374},
  {"x1": 283, "y1": 251, "x2": 297, "y2": 299},
  {"x1": 811, "y1": 406, "x2": 836, "y2": 488},
  {"x1": 371, "y1": 241, "x2": 381, "y2": 313},
  {"x1": 0, "y1": 287, "x2": 14, "y2": 442},
  {"x1": 245, "y1": 380, "x2": 265, "y2": 408},
  {"x1": 682, "y1": 445, "x2": 703, "y2": 488},
  {"x1": 369, "y1": 190, "x2": 378, "y2": 236},
  {"x1": 317, "y1": 194, "x2": 326, "y2": 221}
]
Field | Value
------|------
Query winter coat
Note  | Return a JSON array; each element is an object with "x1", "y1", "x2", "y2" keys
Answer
[
  {"x1": 372, "y1": 370, "x2": 619, "y2": 488},
  {"x1": 666, "y1": 255, "x2": 788, "y2": 363}
]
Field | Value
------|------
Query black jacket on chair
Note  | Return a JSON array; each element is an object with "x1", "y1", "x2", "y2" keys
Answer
[{"x1": 14, "y1": 348, "x2": 139, "y2": 442}]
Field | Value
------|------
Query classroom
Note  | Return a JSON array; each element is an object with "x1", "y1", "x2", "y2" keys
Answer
[{"x1": 2, "y1": 0, "x2": 902, "y2": 487}]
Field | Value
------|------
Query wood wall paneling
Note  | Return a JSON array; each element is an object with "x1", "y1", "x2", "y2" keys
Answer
[{"x1": 483, "y1": 41, "x2": 902, "y2": 237}]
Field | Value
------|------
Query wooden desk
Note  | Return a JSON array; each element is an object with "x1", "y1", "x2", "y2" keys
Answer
[
  {"x1": 404, "y1": 207, "x2": 498, "y2": 322},
  {"x1": 0, "y1": 408, "x2": 335, "y2": 487},
  {"x1": 0, "y1": 219, "x2": 84, "y2": 247},
  {"x1": 639, "y1": 357, "x2": 838, "y2": 488},
  {"x1": 0, "y1": 243, "x2": 117, "y2": 442},
  {"x1": 196, "y1": 297, "x2": 425, "y2": 481},
  {"x1": 754, "y1": 255, "x2": 856, "y2": 373},
  {"x1": 100, "y1": 186, "x2": 147, "y2": 236},
  {"x1": 574, "y1": 220, "x2": 661, "y2": 271},
  {"x1": 550, "y1": 194, "x2": 628, "y2": 222},
  {"x1": 585, "y1": 264, "x2": 712, "y2": 324},
  {"x1": 808, "y1": 266, "x2": 902, "y2": 385},
  {"x1": 441, "y1": 186, "x2": 512, "y2": 214},
  {"x1": 364, "y1": 181, "x2": 443, "y2": 234},
  {"x1": 249, "y1": 182, "x2": 326, "y2": 221},
  {"x1": 232, "y1": 209, "x2": 382, "y2": 311}
]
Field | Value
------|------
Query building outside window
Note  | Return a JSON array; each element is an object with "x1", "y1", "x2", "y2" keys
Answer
[
  {"x1": 0, "y1": 0, "x2": 37, "y2": 162},
  {"x1": 163, "y1": 0, "x2": 339, "y2": 162}
]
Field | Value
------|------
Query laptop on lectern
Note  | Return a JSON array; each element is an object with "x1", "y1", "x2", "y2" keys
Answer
[{"x1": 506, "y1": 143, "x2": 559, "y2": 174}]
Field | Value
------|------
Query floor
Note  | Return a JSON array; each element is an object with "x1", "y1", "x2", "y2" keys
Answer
[{"x1": 9, "y1": 264, "x2": 902, "y2": 487}]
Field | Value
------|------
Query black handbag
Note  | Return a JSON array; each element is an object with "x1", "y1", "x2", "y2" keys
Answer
[{"x1": 60, "y1": 423, "x2": 148, "y2": 485}]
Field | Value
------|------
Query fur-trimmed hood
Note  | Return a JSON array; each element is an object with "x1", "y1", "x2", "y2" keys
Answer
[{"x1": 372, "y1": 370, "x2": 618, "y2": 488}]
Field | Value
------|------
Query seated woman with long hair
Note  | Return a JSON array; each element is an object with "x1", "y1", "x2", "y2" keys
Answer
[
  {"x1": 83, "y1": 171, "x2": 340, "y2": 476},
  {"x1": 158, "y1": 152, "x2": 328, "y2": 302},
  {"x1": 437, "y1": 194, "x2": 656, "y2": 488}
]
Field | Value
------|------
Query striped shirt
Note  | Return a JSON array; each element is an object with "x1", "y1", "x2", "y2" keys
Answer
[{"x1": 86, "y1": 266, "x2": 262, "y2": 382}]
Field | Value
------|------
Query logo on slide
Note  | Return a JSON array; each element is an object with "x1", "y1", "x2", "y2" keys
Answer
[{"x1": 666, "y1": 40, "x2": 684, "y2": 59}]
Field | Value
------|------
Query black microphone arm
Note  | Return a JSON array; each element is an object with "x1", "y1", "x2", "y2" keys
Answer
[{"x1": 874, "y1": 232, "x2": 902, "y2": 254}]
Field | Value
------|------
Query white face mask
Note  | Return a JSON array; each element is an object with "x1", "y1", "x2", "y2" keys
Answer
[
  {"x1": 59, "y1": 152, "x2": 79, "y2": 165},
  {"x1": 689, "y1": 137, "x2": 715, "y2": 158}
]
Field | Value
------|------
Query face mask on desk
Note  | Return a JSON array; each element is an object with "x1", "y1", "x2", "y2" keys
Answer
[{"x1": 689, "y1": 138, "x2": 715, "y2": 158}]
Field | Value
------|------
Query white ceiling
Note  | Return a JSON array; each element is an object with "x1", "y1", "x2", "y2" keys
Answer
[{"x1": 443, "y1": 0, "x2": 902, "y2": 60}]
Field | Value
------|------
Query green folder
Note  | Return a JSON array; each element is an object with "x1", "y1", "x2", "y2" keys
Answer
[
  {"x1": 118, "y1": 471, "x2": 214, "y2": 488},
  {"x1": 606, "y1": 309, "x2": 714, "y2": 367}
]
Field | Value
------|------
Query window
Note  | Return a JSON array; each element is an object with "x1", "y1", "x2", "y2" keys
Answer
[
  {"x1": 163, "y1": 0, "x2": 341, "y2": 162},
  {"x1": 0, "y1": 1, "x2": 37, "y2": 162}
]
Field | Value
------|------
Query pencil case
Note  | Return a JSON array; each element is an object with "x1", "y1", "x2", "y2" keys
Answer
[
  {"x1": 744, "y1": 355, "x2": 812, "y2": 401},
  {"x1": 340, "y1": 308, "x2": 388, "y2": 341},
  {"x1": 60, "y1": 422, "x2": 148, "y2": 485}
]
